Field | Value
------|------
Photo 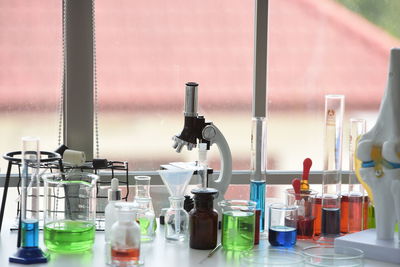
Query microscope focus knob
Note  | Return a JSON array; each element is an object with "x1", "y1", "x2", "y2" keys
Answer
[{"x1": 202, "y1": 125, "x2": 216, "y2": 140}]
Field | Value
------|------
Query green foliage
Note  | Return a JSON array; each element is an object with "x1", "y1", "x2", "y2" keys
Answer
[{"x1": 336, "y1": 0, "x2": 400, "y2": 39}]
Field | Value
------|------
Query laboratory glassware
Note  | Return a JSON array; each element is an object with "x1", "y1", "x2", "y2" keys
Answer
[
  {"x1": 110, "y1": 202, "x2": 142, "y2": 267},
  {"x1": 302, "y1": 246, "x2": 364, "y2": 267},
  {"x1": 286, "y1": 188, "x2": 318, "y2": 240},
  {"x1": 268, "y1": 203, "x2": 298, "y2": 247},
  {"x1": 136, "y1": 197, "x2": 156, "y2": 242},
  {"x1": 197, "y1": 143, "x2": 209, "y2": 188},
  {"x1": 250, "y1": 117, "x2": 267, "y2": 234},
  {"x1": 105, "y1": 178, "x2": 122, "y2": 265},
  {"x1": 320, "y1": 94, "x2": 344, "y2": 244},
  {"x1": 158, "y1": 169, "x2": 194, "y2": 241},
  {"x1": 345, "y1": 118, "x2": 367, "y2": 233},
  {"x1": 241, "y1": 249, "x2": 305, "y2": 267},
  {"x1": 9, "y1": 137, "x2": 47, "y2": 264},
  {"x1": 134, "y1": 175, "x2": 157, "y2": 238},
  {"x1": 42, "y1": 172, "x2": 99, "y2": 253},
  {"x1": 189, "y1": 188, "x2": 218, "y2": 249},
  {"x1": 219, "y1": 200, "x2": 256, "y2": 251},
  {"x1": 105, "y1": 178, "x2": 122, "y2": 242}
]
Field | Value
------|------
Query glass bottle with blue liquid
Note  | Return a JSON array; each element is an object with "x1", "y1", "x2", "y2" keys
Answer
[
  {"x1": 9, "y1": 137, "x2": 47, "y2": 264},
  {"x1": 268, "y1": 203, "x2": 298, "y2": 247}
]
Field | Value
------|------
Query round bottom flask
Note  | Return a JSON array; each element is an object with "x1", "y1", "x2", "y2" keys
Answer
[{"x1": 165, "y1": 196, "x2": 189, "y2": 241}]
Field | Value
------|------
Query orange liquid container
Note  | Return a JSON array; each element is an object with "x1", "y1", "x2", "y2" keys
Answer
[
  {"x1": 111, "y1": 247, "x2": 140, "y2": 262},
  {"x1": 312, "y1": 196, "x2": 322, "y2": 236},
  {"x1": 340, "y1": 194, "x2": 349, "y2": 234}
]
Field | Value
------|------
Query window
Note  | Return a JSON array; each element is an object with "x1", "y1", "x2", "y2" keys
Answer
[
  {"x1": 0, "y1": 1, "x2": 62, "y2": 172},
  {"x1": 267, "y1": 0, "x2": 400, "y2": 170},
  {"x1": 95, "y1": 0, "x2": 254, "y2": 171}
]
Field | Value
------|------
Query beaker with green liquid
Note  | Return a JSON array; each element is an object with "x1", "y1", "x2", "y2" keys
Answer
[
  {"x1": 218, "y1": 200, "x2": 256, "y2": 252},
  {"x1": 42, "y1": 172, "x2": 99, "y2": 253}
]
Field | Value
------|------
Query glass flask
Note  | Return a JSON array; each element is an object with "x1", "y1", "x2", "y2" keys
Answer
[
  {"x1": 136, "y1": 198, "x2": 156, "y2": 242},
  {"x1": 218, "y1": 200, "x2": 256, "y2": 251},
  {"x1": 42, "y1": 172, "x2": 99, "y2": 253},
  {"x1": 110, "y1": 202, "x2": 142, "y2": 267},
  {"x1": 189, "y1": 188, "x2": 218, "y2": 249},
  {"x1": 165, "y1": 196, "x2": 189, "y2": 241},
  {"x1": 134, "y1": 176, "x2": 156, "y2": 231}
]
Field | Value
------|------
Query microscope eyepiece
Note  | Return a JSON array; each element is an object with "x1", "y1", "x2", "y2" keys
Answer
[{"x1": 184, "y1": 82, "x2": 198, "y2": 117}]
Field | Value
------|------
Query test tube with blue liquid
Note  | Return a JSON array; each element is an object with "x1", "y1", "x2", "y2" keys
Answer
[
  {"x1": 268, "y1": 203, "x2": 298, "y2": 247},
  {"x1": 319, "y1": 95, "x2": 344, "y2": 244},
  {"x1": 250, "y1": 117, "x2": 267, "y2": 235},
  {"x1": 10, "y1": 137, "x2": 47, "y2": 264}
]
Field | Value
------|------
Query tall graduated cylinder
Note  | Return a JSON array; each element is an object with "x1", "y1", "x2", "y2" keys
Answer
[
  {"x1": 320, "y1": 95, "x2": 344, "y2": 241},
  {"x1": 42, "y1": 172, "x2": 99, "y2": 253}
]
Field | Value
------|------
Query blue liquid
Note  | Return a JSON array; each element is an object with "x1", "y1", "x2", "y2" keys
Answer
[
  {"x1": 250, "y1": 180, "x2": 266, "y2": 232},
  {"x1": 21, "y1": 219, "x2": 39, "y2": 248},
  {"x1": 268, "y1": 226, "x2": 297, "y2": 247}
]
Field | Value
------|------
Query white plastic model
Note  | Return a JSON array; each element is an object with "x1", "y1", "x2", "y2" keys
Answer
[{"x1": 356, "y1": 48, "x2": 400, "y2": 240}]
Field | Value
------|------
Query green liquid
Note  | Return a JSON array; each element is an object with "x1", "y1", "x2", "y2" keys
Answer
[
  {"x1": 44, "y1": 220, "x2": 95, "y2": 253},
  {"x1": 221, "y1": 211, "x2": 255, "y2": 251},
  {"x1": 138, "y1": 217, "x2": 156, "y2": 242}
]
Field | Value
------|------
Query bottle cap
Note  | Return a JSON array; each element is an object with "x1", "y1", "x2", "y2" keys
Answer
[
  {"x1": 108, "y1": 178, "x2": 122, "y2": 201},
  {"x1": 191, "y1": 187, "x2": 219, "y2": 199}
]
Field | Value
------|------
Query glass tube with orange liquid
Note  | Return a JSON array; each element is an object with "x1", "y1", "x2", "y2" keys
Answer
[{"x1": 341, "y1": 118, "x2": 367, "y2": 233}]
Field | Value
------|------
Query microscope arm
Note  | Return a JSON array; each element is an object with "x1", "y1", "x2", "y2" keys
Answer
[{"x1": 202, "y1": 123, "x2": 232, "y2": 196}]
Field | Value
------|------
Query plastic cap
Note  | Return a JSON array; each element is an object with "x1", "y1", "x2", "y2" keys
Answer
[
  {"x1": 111, "y1": 178, "x2": 119, "y2": 191},
  {"x1": 108, "y1": 178, "x2": 121, "y2": 201}
]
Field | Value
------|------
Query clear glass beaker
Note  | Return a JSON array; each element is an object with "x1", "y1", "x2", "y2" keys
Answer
[
  {"x1": 268, "y1": 203, "x2": 298, "y2": 247},
  {"x1": 42, "y1": 172, "x2": 99, "y2": 253},
  {"x1": 218, "y1": 200, "x2": 256, "y2": 251},
  {"x1": 286, "y1": 189, "x2": 317, "y2": 240}
]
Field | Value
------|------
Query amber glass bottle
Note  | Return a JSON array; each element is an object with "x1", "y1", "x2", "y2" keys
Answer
[{"x1": 189, "y1": 188, "x2": 219, "y2": 250}]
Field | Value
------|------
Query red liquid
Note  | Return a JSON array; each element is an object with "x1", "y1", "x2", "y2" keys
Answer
[
  {"x1": 312, "y1": 197, "x2": 322, "y2": 236},
  {"x1": 297, "y1": 216, "x2": 315, "y2": 239},
  {"x1": 111, "y1": 247, "x2": 140, "y2": 262},
  {"x1": 341, "y1": 194, "x2": 369, "y2": 233}
]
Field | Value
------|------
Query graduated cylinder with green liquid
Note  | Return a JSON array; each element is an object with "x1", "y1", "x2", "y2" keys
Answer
[
  {"x1": 219, "y1": 200, "x2": 256, "y2": 251},
  {"x1": 42, "y1": 172, "x2": 99, "y2": 253}
]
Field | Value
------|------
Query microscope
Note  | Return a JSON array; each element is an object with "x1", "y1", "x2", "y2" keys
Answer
[{"x1": 170, "y1": 82, "x2": 232, "y2": 214}]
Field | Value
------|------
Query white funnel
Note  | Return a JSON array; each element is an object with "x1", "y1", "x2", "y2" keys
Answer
[{"x1": 158, "y1": 169, "x2": 194, "y2": 197}]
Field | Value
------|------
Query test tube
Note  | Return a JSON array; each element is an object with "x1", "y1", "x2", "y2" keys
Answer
[
  {"x1": 347, "y1": 118, "x2": 367, "y2": 233},
  {"x1": 320, "y1": 95, "x2": 344, "y2": 242},
  {"x1": 10, "y1": 137, "x2": 47, "y2": 264},
  {"x1": 249, "y1": 117, "x2": 267, "y2": 233}
]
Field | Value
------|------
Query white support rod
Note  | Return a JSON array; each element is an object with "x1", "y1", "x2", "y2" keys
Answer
[{"x1": 63, "y1": 0, "x2": 94, "y2": 160}]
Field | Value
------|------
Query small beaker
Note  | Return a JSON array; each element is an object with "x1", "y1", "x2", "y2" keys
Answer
[
  {"x1": 268, "y1": 203, "x2": 298, "y2": 247},
  {"x1": 286, "y1": 188, "x2": 317, "y2": 240},
  {"x1": 42, "y1": 172, "x2": 99, "y2": 253},
  {"x1": 218, "y1": 200, "x2": 256, "y2": 251}
]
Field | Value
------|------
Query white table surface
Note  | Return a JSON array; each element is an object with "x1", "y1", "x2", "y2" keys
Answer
[{"x1": 0, "y1": 221, "x2": 398, "y2": 267}]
